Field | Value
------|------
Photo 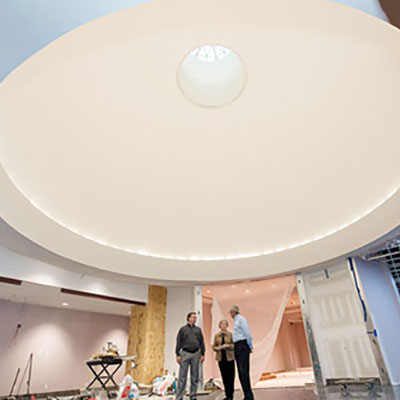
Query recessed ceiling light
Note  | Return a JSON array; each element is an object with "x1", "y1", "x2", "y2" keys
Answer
[
  {"x1": 231, "y1": 285, "x2": 236, "y2": 288},
  {"x1": 62, "y1": 302, "x2": 69, "y2": 306},
  {"x1": 177, "y1": 44, "x2": 246, "y2": 107},
  {"x1": 245, "y1": 289, "x2": 251, "y2": 294}
]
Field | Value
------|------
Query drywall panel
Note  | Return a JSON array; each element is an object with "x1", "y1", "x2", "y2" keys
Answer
[
  {"x1": 302, "y1": 262, "x2": 379, "y2": 382},
  {"x1": 355, "y1": 257, "x2": 400, "y2": 385}
]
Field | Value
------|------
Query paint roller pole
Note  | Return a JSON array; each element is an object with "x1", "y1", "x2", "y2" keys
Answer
[
  {"x1": 26, "y1": 353, "x2": 33, "y2": 395},
  {"x1": 9, "y1": 368, "x2": 20, "y2": 396}
]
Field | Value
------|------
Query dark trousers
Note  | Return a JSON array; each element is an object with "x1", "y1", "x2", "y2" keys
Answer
[
  {"x1": 234, "y1": 341, "x2": 254, "y2": 400},
  {"x1": 218, "y1": 358, "x2": 235, "y2": 399}
]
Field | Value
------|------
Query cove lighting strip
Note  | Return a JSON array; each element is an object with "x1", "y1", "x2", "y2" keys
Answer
[{"x1": 4, "y1": 169, "x2": 399, "y2": 261}]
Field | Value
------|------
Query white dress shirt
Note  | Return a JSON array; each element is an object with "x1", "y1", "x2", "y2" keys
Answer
[{"x1": 232, "y1": 314, "x2": 253, "y2": 349}]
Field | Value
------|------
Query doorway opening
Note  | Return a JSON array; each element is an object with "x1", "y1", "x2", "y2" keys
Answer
[{"x1": 202, "y1": 277, "x2": 314, "y2": 388}]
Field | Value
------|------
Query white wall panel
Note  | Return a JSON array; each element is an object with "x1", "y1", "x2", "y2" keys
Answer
[
  {"x1": 302, "y1": 261, "x2": 379, "y2": 382},
  {"x1": 355, "y1": 257, "x2": 400, "y2": 385},
  {"x1": 0, "y1": 246, "x2": 148, "y2": 304},
  {"x1": 164, "y1": 286, "x2": 194, "y2": 376}
]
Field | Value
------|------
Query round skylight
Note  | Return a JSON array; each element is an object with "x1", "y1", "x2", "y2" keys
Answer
[{"x1": 177, "y1": 45, "x2": 246, "y2": 107}]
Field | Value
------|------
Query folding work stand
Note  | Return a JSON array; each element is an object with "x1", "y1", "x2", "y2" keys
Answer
[{"x1": 86, "y1": 357, "x2": 123, "y2": 389}]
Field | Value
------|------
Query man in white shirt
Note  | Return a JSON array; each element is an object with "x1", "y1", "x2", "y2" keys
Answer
[{"x1": 230, "y1": 305, "x2": 254, "y2": 400}]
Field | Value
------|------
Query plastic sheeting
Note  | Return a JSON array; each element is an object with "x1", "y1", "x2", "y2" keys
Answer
[{"x1": 211, "y1": 275, "x2": 295, "y2": 384}]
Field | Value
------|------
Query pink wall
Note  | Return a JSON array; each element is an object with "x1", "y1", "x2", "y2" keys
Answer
[
  {"x1": 0, "y1": 300, "x2": 129, "y2": 396},
  {"x1": 265, "y1": 313, "x2": 311, "y2": 373},
  {"x1": 203, "y1": 300, "x2": 311, "y2": 379},
  {"x1": 295, "y1": 321, "x2": 311, "y2": 368},
  {"x1": 203, "y1": 302, "x2": 219, "y2": 381},
  {"x1": 265, "y1": 322, "x2": 287, "y2": 372}
]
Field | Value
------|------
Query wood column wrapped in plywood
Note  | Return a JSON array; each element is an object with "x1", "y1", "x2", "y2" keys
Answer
[{"x1": 126, "y1": 285, "x2": 167, "y2": 384}]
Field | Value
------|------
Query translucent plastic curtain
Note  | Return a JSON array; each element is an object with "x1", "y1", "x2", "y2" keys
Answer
[{"x1": 210, "y1": 275, "x2": 295, "y2": 384}]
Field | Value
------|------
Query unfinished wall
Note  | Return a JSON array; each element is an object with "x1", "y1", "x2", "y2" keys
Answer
[
  {"x1": 127, "y1": 286, "x2": 167, "y2": 384},
  {"x1": 204, "y1": 307, "x2": 310, "y2": 376},
  {"x1": 0, "y1": 300, "x2": 129, "y2": 396},
  {"x1": 266, "y1": 313, "x2": 310, "y2": 373},
  {"x1": 265, "y1": 324, "x2": 287, "y2": 373},
  {"x1": 301, "y1": 261, "x2": 379, "y2": 383}
]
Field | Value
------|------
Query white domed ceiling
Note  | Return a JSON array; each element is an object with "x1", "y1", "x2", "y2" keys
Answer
[{"x1": 1, "y1": 0, "x2": 399, "y2": 281}]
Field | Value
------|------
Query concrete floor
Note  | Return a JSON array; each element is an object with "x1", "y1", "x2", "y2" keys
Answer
[
  {"x1": 206, "y1": 386, "x2": 400, "y2": 400},
  {"x1": 85, "y1": 385, "x2": 400, "y2": 400}
]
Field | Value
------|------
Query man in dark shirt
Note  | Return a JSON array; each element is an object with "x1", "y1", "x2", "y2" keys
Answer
[{"x1": 175, "y1": 312, "x2": 205, "y2": 400}]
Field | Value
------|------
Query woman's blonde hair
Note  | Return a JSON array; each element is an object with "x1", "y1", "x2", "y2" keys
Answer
[{"x1": 218, "y1": 319, "x2": 229, "y2": 329}]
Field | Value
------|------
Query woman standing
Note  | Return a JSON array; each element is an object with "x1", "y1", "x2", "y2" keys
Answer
[{"x1": 213, "y1": 320, "x2": 235, "y2": 400}]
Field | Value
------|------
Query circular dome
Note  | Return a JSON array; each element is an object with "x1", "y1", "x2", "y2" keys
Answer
[
  {"x1": 1, "y1": 0, "x2": 400, "y2": 281},
  {"x1": 177, "y1": 45, "x2": 246, "y2": 107}
]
